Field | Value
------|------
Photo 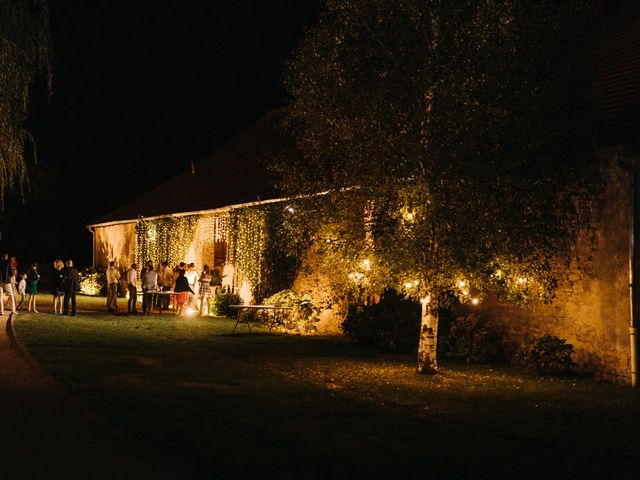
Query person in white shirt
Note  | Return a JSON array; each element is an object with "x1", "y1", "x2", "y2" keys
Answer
[
  {"x1": 126, "y1": 263, "x2": 138, "y2": 314},
  {"x1": 106, "y1": 261, "x2": 121, "y2": 313},
  {"x1": 141, "y1": 262, "x2": 158, "y2": 314},
  {"x1": 17, "y1": 273, "x2": 27, "y2": 310},
  {"x1": 185, "y1": 262, "x2": 198, "y2": 307}
]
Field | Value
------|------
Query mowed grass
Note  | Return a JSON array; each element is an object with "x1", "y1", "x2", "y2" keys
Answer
[{"x1": 13, "y1": 298, "x2": 640, "y2": 479}]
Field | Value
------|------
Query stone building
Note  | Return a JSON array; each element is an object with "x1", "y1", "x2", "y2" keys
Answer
[
  {"x1": 87, "y1": 108, "x2": 286, "y2": 291},
  {"x1": 89, "y1": 2, "x2": 640, "y2": 380},
  {"x1": 480, "y1": 1, "x2": 640, "y2": 382}
]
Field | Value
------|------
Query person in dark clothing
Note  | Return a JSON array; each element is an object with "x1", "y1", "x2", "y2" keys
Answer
[
  {"x1": 63, "y1": 259, "x2": 80, "y2": 316},
  {"x1": 52, "y1": 259, "x2": 66, "y2": 315},
  {"x1": 173, "y1": 269, "x2": 194, "y2": 316},
  {"x1": 25, "y1": 262, "x2": 41, "y2": 313},
  {"x1": 0, "y1": 252, "x2": 17, "y2": 315}
]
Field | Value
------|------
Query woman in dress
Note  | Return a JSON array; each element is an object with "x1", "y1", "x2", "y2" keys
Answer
[
  {"x1": 52, "y1": 259, "x2": 66, "y2": 314},
  {"x1": 198, "y1": 264, "x2": 212, "y2": 316},
  {"x1": 26, "y1": 262, "x2": 40, "y2": 313}
]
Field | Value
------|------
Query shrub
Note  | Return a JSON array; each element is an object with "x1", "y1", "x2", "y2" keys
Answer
[
  {"x1": 79, "y1": 267, "x2": 105, "y2": 296},
  {"x1": 516, "y1": 334, "x2": 576, "y2": 375},
  {"x1": 260, "y1": 289, "x2": 321, "y2": 334},
  {"x1": 440, "y1": 314, "x2": 506, "y2": 364},
  {"x1": 342, "y1": 289, "x2": 420, "y2": 353},
  {"x1": 212, "y1": 292, "x2": 241, "y2": 317}
]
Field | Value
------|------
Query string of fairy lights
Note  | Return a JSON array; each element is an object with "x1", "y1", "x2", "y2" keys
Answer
[
  {"x1": 227, "y1": 208, "x2": 267, "y2": 295},
  {"x1": 135, "y1": 215, "x2": 198, "y2": 269},
  {"x1": 135, "y1": 209, "x2": 268, "y2": 299}
]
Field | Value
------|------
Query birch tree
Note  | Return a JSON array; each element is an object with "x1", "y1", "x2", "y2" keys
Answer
[{"x1": 272, "y1": 0, "x2": 599, "y2": 373}]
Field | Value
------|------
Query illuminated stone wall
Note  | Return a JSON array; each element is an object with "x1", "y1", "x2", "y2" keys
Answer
[
  {"x1": 481, "y1": 157, "x2": 633, "y2": 382},
  {"x1": 94, "y1": 222, "x2": 137, "y2": 269},
  {"x1": 292, "y1": 247, "x2": 345, "y2": 334},
  {"x1": 93, "y1": 157, "x2": 636, "y2": 375}
]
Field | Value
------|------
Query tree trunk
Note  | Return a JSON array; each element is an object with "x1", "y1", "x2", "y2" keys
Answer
[{"x1": 416, "y1": 301, "x2": 439, "y2": 374}]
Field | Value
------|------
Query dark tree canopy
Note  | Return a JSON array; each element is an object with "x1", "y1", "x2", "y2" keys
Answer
[
  {"x1": 272, "y1": 0, "x2": 600, "y2": 371},
  {"x1": 0, "y1": 0, "x2": 52, "y2": 202},
  {"x1": 275, "y1": 0, "x2": 599, "y2": 303}
]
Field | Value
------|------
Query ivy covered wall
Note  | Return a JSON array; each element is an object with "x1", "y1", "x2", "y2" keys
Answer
[
  {"x1": 81, "y1": 204, "x2": 305, "y2": 302},
  {"x1": 135, "y1": 215, "x2": 199, "y2": 269}
]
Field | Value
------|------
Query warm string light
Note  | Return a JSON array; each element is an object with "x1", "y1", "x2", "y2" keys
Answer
[
  {"x1": 455, "y1": 277, "x2": 481, "y2": 306},
  {"x1": 214, "y1": 214, "x2": 228, "y2": 242},
  {"x1": 228, "y1": 207, "x2": 267, "y2": 296},
  {"x1": 133, "y1": 206, "x2": 298, "y2": 303},
  {"x1": 348, "y1": 272, "x2": 364, "y2": 282},
  {"x1": 135, "y1": 215, "x2": 198, "y2": 268}
]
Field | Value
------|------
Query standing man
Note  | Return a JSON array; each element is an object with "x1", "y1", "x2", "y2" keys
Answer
[
  {"x1": 127, "y1": 263, "x2": 138, "y2": 315},
  {"x1": 0, "y1": 253, "x2": 17, "y2": 315},
  {"x1": 141, "y1": 261, "x2": 158, "y2": 315},
  {"x1": 159, "y1": 260, "x2": 173, "y2": 311},
  {"x1": 63, "y1": 259, "x2": 80, "y2": 316},
  {"x1": 106, "y1": 261, "x2": 120, "y2": 313}
]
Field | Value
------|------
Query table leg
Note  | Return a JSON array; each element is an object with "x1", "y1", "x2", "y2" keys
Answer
[{"x1": 232, "y1": 310, "x2": 251, "y2": 333}]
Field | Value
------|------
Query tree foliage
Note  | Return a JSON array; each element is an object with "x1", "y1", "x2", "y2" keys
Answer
[
  {"x1": 271, "y1": 0, "x2": 600, "y2": 371},
  {"x1": 0, "y1": 0, "x2": 52, "y2": 203},
  {"x1": 274, "y1": 0, "x2": 599, "y2": 301}
]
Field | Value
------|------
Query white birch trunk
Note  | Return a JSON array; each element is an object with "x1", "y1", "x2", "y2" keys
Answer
[{"x1": 416, "y1": 301, "x2": 439, "y2": 373}]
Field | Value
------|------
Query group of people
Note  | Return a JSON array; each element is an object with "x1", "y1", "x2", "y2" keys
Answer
[
  {"x1": 106, "y1": 260, "x2": 232, "y2": 316},
  {"x1": 1, "y1": 252, "x2": 234, "y2": 318},
  {"x1": 0, "y1": 254, "x2": 80, "y2": 316}
]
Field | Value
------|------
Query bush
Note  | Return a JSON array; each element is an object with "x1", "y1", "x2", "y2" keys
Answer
[
  {"x1": 79, "y1": 267, "x2": 105, "y2": 296},
  {"x1": 516, "y1": 334, "x2": 576, "y2": 375},
  {"x1": 213, "y1": 292, "x2": 241, "y2": 317},
  {"x1": 440, "y1": 314, "x2": 506, "y2": 364},
  {"x1": 261, "y1": 289, "x2": 321, "y2": 334},
  {"x1": 342, "y1": 289, "x2": 420, "y2": 353}
]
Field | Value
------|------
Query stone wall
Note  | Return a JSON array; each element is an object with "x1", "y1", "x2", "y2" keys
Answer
[
  {"x1": 94, "y1": 223, "x2": 137, "y2": 269},
  {"x1": 480, "y1": 157, "x2": 633, "y2": 382},
  {"x1": 292, "y1": 247, "x2": 345, "y2": 334}
]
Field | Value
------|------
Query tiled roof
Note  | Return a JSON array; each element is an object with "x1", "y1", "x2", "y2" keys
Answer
[
  {"x1": 92, "y1": 2, "x2": 640, "y2": 229},
  {"x1": 594, "y1": 1, "x2": 640, "y2": 151},
  {"x1": 89, "y1": 109, "x2": 289, "y2": 226}
]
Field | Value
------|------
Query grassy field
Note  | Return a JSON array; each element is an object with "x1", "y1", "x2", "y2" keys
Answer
[{"x1": 13, "y1": 300, "x2": 640, "y2": 479}]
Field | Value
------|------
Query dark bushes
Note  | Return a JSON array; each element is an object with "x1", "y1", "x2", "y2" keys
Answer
[
  {"x1": 213, "y1": 292, "x2": 241, "y2": 317},
  {"x1": 342, "y1": 290, "x2": 420, "y2": 353},
  {"x1": 516, "y1": 334, "x2": 576, "y2": 375},
  {"x1": 439, "y1": 314, "x2": 506, "y2": 364}
]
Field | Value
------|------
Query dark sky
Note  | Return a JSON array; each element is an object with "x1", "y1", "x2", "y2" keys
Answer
[{"x1": 4, "y1": 0, "x2": 322, "y2": 269}]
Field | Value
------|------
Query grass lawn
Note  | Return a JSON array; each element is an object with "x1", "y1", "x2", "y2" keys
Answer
[{"x1": 13, "y1": 298, "x2": 640, "y2": 479}]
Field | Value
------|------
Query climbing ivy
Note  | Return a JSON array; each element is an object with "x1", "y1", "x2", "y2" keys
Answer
[{"x1": 135, "y1": 215, "x2": 198, "y2": 267}]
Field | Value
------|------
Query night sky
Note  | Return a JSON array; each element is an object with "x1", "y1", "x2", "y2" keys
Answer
[{"x1": 2, "y1": 0, "x2": 322, "y2": 270}]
